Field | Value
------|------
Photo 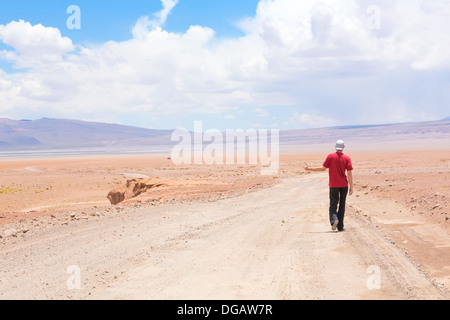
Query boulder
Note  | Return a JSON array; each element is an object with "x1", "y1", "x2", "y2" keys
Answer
[{"x1": 107, "y1": 178, "x2": 167, "y2": 205}]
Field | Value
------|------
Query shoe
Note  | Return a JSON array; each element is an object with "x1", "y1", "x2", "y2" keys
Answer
[{"x1": 332, "y1": 219, "x2": 339, "y2": 231}]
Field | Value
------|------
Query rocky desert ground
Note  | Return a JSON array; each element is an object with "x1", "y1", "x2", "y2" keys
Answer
[{"x1": 0, "y1": 147, "x2": 448, "y2": 299}]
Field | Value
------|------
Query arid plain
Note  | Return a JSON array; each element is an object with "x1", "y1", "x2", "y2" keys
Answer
[
  {"x1": 0, "y1": 148, "x2": 449, "y2": 299},
  {"x1": 0, "y1": 119, "x2": 449, "y2": 299}
]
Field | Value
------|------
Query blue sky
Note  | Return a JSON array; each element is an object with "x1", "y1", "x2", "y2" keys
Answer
[
  {"x1": 0, "y1": 0, "x2": 259, "y2": 44},
  {"x1": 0, "y1": 0, "x2": 449, "y2": 131}
]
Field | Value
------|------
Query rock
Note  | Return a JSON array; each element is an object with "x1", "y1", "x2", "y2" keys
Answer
[
  {"x1": 107, "y1": 178, "x2": 167, "y2": 205},
  {"x1": 4, "y1": 228, "x2": 18, "y2": 238},
  {"x1": 107, "y1": 187, "x2": 126, "y2": 205}
]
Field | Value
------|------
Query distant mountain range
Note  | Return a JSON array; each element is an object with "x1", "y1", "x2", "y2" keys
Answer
[
  {"x1": 0, "y1": 118, "x2": 173, "y2": 150},
  {"x1": 279, "y1": 118, "x2": 450, "y2": 151},
  {"x1": 0, "y1": 117, "x2": 449, "y2": 152}
]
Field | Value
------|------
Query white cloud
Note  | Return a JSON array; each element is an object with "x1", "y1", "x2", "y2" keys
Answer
[
  {"x1": 0, "y1": 20, "x2": 74, "y2": 69},
  {"x1": 289, "y1": 112, "x2": 336, "y2": 128},
  {"x1": 0, "y1": 0, "x2": 449, "y2": 127},
  {"x1": 0, "y1": 20, "x2": 74, "y2": 55},
  {"x1": 132, "y1": 0, "x2": 179, "y2": 39},
  {"x1": 158, "y1": 0, "x2": 179, "y2": 25}
]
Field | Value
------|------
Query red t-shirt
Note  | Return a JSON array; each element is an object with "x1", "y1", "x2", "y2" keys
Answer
[{"x1": 323, "y1": 152, "x2": 353, "y2": 188}]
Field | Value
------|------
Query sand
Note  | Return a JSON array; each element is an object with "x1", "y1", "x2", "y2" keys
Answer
[
  {"x1": 0, "y1": 154, "x2": 276, "y2": 223},
  {"x1": 0, "y1": 149, "x2": 448, "y2": 299}
]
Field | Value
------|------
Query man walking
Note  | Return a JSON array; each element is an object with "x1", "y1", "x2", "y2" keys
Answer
[{"x1": 304, "y1": 140, "x2": 353, "y2": 231}]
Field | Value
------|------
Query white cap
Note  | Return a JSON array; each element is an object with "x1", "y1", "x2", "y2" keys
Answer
[{"x1": 335, "y1": 140, "x2": 345, "y2": 151}]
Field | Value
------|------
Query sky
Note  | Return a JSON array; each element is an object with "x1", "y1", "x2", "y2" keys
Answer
[{"x1": 0, "y1": 0, "x2": 449, "y2": 131}]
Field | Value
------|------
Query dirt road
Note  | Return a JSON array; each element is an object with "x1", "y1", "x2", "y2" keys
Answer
[{"x1": 0, "y1": 174, "x2": 447, "y2": 299}]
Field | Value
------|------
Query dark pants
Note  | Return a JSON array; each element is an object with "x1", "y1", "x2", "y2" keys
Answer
[{"x1": 329, "y1": 187, "x2": 348, "y2": 231}]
